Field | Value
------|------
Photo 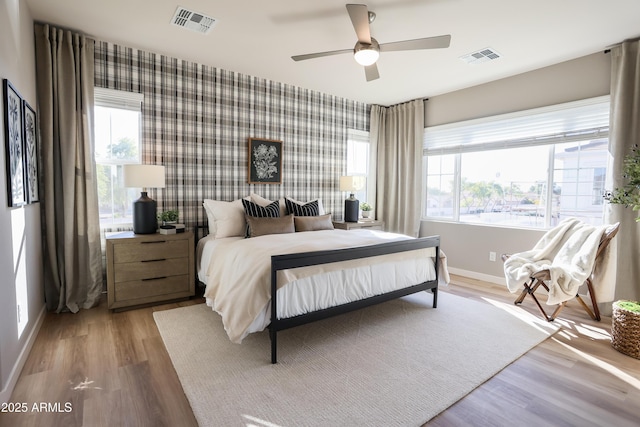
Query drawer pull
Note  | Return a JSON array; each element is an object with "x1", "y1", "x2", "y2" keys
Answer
[
  {"x1": 142, "y1": 276, "x2": 168, "y2": 281},
  {"x1": 141, "y1": 258, "x2": 166, "y2": 263},
  {"x1": 141, "y1": 240, "x2": 166, "y2": 244}
]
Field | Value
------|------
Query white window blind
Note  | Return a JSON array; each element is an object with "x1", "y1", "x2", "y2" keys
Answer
[
  {"x1": 347, "y1": 128, "x2": 370, "y2": 143},
  {"x1": 94, "y1": 87, "x2": 144, "y2": 111},
  {"x1": 423, "y1": 96, "x2": 610, "y2": 155}
]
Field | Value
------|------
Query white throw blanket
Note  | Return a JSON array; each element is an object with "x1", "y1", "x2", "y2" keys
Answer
[{"x1": 503, "y1": 218, "x2": 617, "y2": 305}]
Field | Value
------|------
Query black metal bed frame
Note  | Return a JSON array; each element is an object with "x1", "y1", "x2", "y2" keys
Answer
[{"x1": 268, "y1": 235, "x2": 440, "y2": 363}]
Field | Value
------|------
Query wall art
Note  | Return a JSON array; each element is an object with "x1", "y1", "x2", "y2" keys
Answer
[
  {"x1": 3, "y1": 79, "x2": 26, "y2": 207},
  {"x1": 23, "y1": 100, "x2": 39, "y2": 203},
  {"x1": 248, "y1": 138, "x2": 282, "y2": 184}
]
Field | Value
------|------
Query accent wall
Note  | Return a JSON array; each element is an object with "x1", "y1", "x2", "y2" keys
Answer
[{"x1": 94, "y1": 41, "x2": 370, "y2": 230}]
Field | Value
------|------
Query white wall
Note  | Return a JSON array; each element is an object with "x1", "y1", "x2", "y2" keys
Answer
[
  {"x1": 420, "y1": 52, "x2": 612, "y2": 282},
  {"x1": 0, "y1": 0, "x2": 46, "y2": 403}
]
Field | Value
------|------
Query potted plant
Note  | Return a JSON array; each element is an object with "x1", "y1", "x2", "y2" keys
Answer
[
  {"x1": 605, "y1": 144, "x2": 640, "y2": 221},
  {"x1": 605, "y1": 145, "x2": 640, "y2": 358},
  {"x1": 360, "y1": 202, "x2": 372, "y2": 219},
  {"x1": 158, "y1": 209, "x2": 179, "y2": 225}
]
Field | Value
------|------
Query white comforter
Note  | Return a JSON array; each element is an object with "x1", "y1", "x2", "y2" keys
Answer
[
  {"x1": 503, "y1": 218, "x2": 617, "y2": 305},
  {"x1": 202, "y1": 229, "x2": 444, "y2": 343}
]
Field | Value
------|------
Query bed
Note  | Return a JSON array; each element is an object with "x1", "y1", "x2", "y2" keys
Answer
[{"x1": 198, "y1": 196, "x2": 446, "y2": 363}]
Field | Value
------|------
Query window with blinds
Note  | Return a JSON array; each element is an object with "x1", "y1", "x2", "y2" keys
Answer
[
  {"x1": 94, "y1": 87, "x2": 144, "y2": 226},
  {"x1": 423, "y1": 96, "x2": 610, "y2": 228},
  {"x1": 346, "y1": 129, "x2": 373, "y2": 210}
]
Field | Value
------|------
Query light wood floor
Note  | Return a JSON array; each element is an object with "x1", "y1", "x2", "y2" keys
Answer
[{"x1": 2, "y1": 276, "x2": 639, "y2": 427}]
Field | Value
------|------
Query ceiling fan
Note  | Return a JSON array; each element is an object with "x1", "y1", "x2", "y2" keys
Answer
[{"x1": 291, "y1": 4, "x2": 451, "y2": 82}]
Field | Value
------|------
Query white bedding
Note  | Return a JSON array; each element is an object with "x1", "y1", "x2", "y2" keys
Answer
[{"x1": 199, "y1": 229, "x2": 445, "y2": 343}]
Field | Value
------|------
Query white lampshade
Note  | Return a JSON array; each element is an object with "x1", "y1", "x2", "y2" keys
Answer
[
  {"x1": 123, "y1": 164, "x2": 166, "y2": 189},
  {"x1": 340, "y1": 175, "x2": 365, "y2": 192}
]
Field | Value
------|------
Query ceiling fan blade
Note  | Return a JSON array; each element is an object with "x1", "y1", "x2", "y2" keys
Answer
[
  {"x1": 364, "y1": 63, "x2": 379, "y2": 81},
  {"x1": 346, "y1": 4, "x2": 371, "y2": 44},
  {"x1": 291, "y1": 48, "x2": 352, "y2": 62},
  {"x1": 380, "y1": 35, "x2": 451, "y2": 52}
]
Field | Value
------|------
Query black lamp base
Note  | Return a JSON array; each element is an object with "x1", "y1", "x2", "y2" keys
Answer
[
  {"x1": 344, "y1": 196, "x2": 359, "y2": 222},
  {"x1": 133, "y1": 192, "x2": 158, "y2": 234}
]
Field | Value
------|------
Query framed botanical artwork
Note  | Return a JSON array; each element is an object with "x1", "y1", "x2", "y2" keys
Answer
[
  {"x1": 3, "y1": 79, "x2": 26, "y2": 207},
  {"x1": 248, "y1": 138, "x2": 282, "y2": 184},
  {"x1": 23, "y1": 100, "x2": 39, "y2": 203}
]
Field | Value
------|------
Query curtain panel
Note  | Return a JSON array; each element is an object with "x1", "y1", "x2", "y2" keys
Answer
[
  {"x1": 371, "y1": 99, "x2": 424, "y2": 236},
  {"x1": 34, "y1": 23, "x2": 103, "y2": 313},
  {"x1": 605, "y1": 38, "x2": 640, "y2": 310}
]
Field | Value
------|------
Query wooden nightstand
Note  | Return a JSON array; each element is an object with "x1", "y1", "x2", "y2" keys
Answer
[
  {"x1": 332, "y1": 220, "x2": 385, "y2": 231},
  {"x1": 106, "y1": 231, "x2": 195, "y2": 311}
]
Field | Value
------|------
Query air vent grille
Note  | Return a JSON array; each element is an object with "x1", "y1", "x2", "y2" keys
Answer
[
  {"x1": 459, "y1": 47, "x2": 501, "y2": 65},
  {"x1": 171, "y1": 6, "x2": 217, "y2": 34}
]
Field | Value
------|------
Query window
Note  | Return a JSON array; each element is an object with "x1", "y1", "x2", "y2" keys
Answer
[
  {"x1": 346, "y1": 129, "x2": 373, "y2": 206},
  {"x1": 94, "y1": 88, "x2": 143, "y2": 226},
  {"x1": 424, "y1": 97, "x2": 610, "y2": 228}
]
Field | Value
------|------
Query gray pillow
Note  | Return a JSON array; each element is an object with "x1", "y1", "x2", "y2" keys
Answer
[
  {"x1": 294, "y1": 214, "x2": 334, "y2": 232},
  {"x1": 245, "y1": 214, "x2": 295, "y2": 238}
]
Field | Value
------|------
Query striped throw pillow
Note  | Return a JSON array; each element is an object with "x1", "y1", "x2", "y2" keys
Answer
[
  {"x1": 242, "y1": 199, "x2": 280, "y2": 218},
  {"x1": 285, "y1": 198, "x2": 319, "y2": 216}
]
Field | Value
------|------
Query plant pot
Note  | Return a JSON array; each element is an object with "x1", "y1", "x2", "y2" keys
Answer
[
  {"x1": 362, "y1": 211, "x2": 370, "y2": 219},
  {"x1": 611, "y1": 300, "x2": 640, "y2": 359}
]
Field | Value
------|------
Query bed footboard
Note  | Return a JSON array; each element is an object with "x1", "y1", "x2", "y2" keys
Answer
[{"x1": 269, "y1": 236, "x2": 440, "y2": 363}]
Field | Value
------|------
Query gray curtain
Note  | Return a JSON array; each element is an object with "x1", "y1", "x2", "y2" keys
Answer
[
  {"x1": 370, "y1": 99, "x2": 424, "y2": 236},
  {"x1": 604, "y1": 38, "x2": 640, "y2": 310},
  {"x1": 34, "y1": 23, "x2": 103, "y2": 313}
]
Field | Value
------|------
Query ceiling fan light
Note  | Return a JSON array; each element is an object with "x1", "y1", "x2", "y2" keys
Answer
[{"x1": 354, "y1": 48, "x2": 379, "y2": 66}]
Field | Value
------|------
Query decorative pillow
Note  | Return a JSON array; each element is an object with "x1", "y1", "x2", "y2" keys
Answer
[
  {"x1": 294, "y1": 214, "x2": 334, "y2": 232},
  {"x1": 286, "y1": 196, "x2": 325, "y2": 215},
  {"x1": 242, "y1": 199, "x2": 280, "y2": 218},
  {"x1": 250, "y1": 193, "x2": 287, "y2": 217},
  {"x1": 202, "y1": 199, "x2": 247, "y2": 238},
  {"x1": 285, "y1": 198, "x2": 319, "y2": 216},
  {"x1": 245, "y1": 214, "x2": 295, "y2": 238}
]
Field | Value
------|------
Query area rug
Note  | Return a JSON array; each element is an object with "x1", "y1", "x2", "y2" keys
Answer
[{"x1": 154, "y1": 291, "x2": 558, "y2": 427}]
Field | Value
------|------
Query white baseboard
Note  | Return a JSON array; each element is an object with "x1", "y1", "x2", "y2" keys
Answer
[
  {"x1": 0, "y1": 304, "x2": 47, "y2": 404},
  {"x1": 448, "y1": 267, "x2": 506, "y2": 286}
]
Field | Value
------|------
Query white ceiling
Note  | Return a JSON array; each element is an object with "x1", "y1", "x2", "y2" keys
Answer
[{"x1": 25, "y1": 0, "x2": 640, "y2": 106}]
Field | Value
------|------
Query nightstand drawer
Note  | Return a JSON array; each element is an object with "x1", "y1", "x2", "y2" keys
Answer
[
  {"x1": 106, "y1": 231, "x2": 195, "y2": 311},
  {"x1": 113, "y1": 239, "x2": 189, "y2": 263},
  {"x1": 114, "y1": 275, "x2": 190, "y2": 302},
  {"x1": 114, "y1": 257, "x2": 188, "y2": 283}
]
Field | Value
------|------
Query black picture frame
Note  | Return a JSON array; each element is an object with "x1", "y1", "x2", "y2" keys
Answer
[
  {"x1": 3, "y1": 79, "x2": 26, "y2": 207},
  {"x1": 23, "y1": 100, "x2": 39, "y2": 203},
  {"x1": 248, "y1": 138, "x2": 282, "y2": 184}
]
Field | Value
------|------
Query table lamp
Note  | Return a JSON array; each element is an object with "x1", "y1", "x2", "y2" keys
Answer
[
  {"x1": 340, "y1": 175, "x2": 365, "y2": 222},
  {"x1": 124, "y1": 164, "x2": 165, "y2": 234}
]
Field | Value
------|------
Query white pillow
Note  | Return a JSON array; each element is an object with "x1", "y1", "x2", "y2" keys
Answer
[
  {"x1": 202, "y1": 199, "x2": 247, "y2": 238},
  {"x1": 285, "y1": 196, "x2": 325, "y2": 215},
  {"x1": 250, "y1": 193, "x2": 287, "y2": 217}
]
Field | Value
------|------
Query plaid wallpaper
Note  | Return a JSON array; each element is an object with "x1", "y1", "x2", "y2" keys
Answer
[{"x1": 94, "y1": 42, "x2": 370, "y2": 231}]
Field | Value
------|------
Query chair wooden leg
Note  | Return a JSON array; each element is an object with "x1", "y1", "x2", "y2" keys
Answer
[
  {"x1": 529, "y1": 279, "x2": 554, "y2": 322},
  {"x1": 585, "y1": 279, "x2": 601, "y2": 321},
  {"x1": 575, "y1": 295, "x2": 597, "y2": 321},
  {"x1": 550, "y1": 302, "x2": 567, "y2": 321},
  {"x1": 512, "y1": 274, "x2": 603, "y2": 323},
  {"x1": 514, "y1": 278, "x2": 554, "y2": 322},
  {"x1": 514, "y1": 285, "x2": 530, "y2": 305}
]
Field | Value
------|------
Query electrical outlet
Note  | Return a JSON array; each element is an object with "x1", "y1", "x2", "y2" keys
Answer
[{"x1": 489, "y1": 251, "x2": 497, "y2": 262}]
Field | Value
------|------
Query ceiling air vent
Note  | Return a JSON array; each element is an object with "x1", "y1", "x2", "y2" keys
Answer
[
  {"x1": 459, "y1": 47, "x2": 501, "y2": 65},
  {"x1": 171, "y1": 6, "x2": 217, "y2": 35}
]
